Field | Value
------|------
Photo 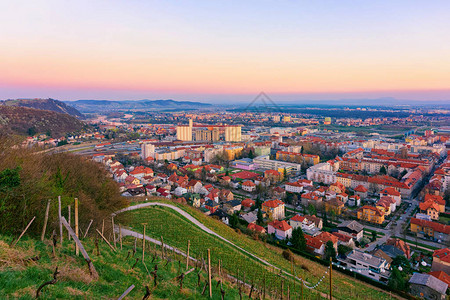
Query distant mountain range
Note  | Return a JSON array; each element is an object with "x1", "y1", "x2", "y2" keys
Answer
[
  {"x1": 0, "y1": 98, "x2": 84, "y2": 118},
  {"x1": 66, "y1": 99, "x2": 212, "y2": 113}
]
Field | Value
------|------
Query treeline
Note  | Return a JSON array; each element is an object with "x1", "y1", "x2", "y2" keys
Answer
[{"x1": 0, "y1": 133, "x2": 127, "y2": 235}]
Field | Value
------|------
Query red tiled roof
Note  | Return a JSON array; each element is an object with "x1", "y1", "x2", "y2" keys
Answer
[
  {"x1": 247, "y1": 223, "x2": 265, "y2": 233},
  {"x1": 268, "y1": 220, "x2": 292, "y2": 232},
  {"x1": 263, "y1": 199, "x2": 284, "y2": 208},
  {"x1": 433, "y1": 248, "x2": 450, "y2": 264},
  {"x1": 305, "y1": 234, "x2": 323, "y2": 250},
  {"x1": 354, "y1": 185, "x2": 368, "y2": 192},
  {"x1": 290, "y1": 214, "x2": 305, "y2": 222},
  {"x1": 241, "y1": 198, "x2": 255, "y2": 208},
  {"x1": 331, "y1": 232, "x2": 352, "y2": 243},
  {"x1": 317, "y1": 232, "x2": 339, "y2": 245},
  {"x1": 412, "y1": 219, "x2": 450, "y2": 235},
  {"x1": 425, "y1": 194, "x2": 445, "y2": 206},
  {"x1": 242, "y1": 180, "x2": 256, "y2": 187}
]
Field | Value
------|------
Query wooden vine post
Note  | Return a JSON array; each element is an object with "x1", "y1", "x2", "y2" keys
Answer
[
  {"x1": 60, "y1": 216, "x2": 98, "y2": 279},
  {"x1": 11, "y1": 216, "x2": 36, "y2": 247},
  {"x1": 329, "y1": 257, "x2": 332, "y2": 300},
  {"x1": 186, "y1": 240, "x2": 190, "y2": 271},
  {"x1": 74, "y1": 198, "x2": 79, "y2": 255},
  {"x1": 119, "y1": 225, "x2": 123, "y2": 250},
  {"x1": 41, "y1": 200, "x2": 51, "y2": 241},
  {"x1": 67, "y1": 205, "x2": 71, "y2": 240},
  {"x1": 58, "y1": 196, "x2": 63, "y2": 244},
  {"x1": 112, "y1": 216, "x2": 116, "y2": 248},
  {"x1": 208, "y1": 249, "x2": 212, "y2": 298}
]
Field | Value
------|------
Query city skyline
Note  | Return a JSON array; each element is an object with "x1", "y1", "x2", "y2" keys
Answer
[{"x1": 1, "y1": 1, "x2": 450, "y2": 102}]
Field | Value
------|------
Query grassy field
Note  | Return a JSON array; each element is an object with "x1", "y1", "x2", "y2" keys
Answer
[
  {"x1": 122, "y1": 198, "x2": 400, "y2": 299},
  {"x1": 0, "y1": 234, "x2": 246, "y2": 299}
]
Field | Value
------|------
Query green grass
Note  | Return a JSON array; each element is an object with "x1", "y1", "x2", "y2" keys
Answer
[
  {"x1": 363, "y1": 229, "x2": 385, "y2": 237},
  {"x1": 0, "y1": 234, "x2": 245, "y2": 299},
  {"x1": 122, "y1": 198, "x2": 396, "y2": 299},
  {"x1": 438, "y1": 215, "x2": 450, "y2": 225},
  {"x1": 392, "y1": 236, "x2": 439, "y2": 252}
]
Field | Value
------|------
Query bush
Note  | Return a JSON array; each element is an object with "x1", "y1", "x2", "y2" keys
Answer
[
  {"x1": 0, "y1": 133, "x2": 128, "y2": 235},
  {"x1": 282, "y1": 249, "x2": 294, "y2": 262}
]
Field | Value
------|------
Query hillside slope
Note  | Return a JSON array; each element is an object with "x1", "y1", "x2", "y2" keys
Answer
[
  {"x1": 0, "y1": 106, "x2": 88, "y2": 137},
  {"x1": 1, "y1": 98, "x2": 84, "y2": 118},
  {"x1": 118, "y1": 199, "x2": 400, "y2": 300},
  {"x1": 0, "y1": 234, "x2": 244, "y2": 299}
]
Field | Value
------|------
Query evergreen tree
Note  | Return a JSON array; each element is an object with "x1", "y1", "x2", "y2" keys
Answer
[
  {"x1": 380, "y1": 165, "x2": 387, "y2": 175},
  {"x1": 324, "y1": 241, "x2": 336, "y2": 261},
  {"x1": 291, "y1": 227, "x2": 306, "y2": 251},
  {"x1": 388, "y1": 268, "x2": 409, "y2": 291},
  {"x1": 248, "y1": 150, "x2": 254, "y2": 159},
  {"x1": 257, "y1": 209, "x2": 264, "y2": 225}
]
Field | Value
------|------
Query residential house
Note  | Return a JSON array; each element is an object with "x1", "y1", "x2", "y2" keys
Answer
[
  {"x1": 386, "y1": 238, "x2": 411, "y2": 258},
  {"x1": 305, "y1": 234, "x2": 325, "y2": 257},
  {"x1": 219, "y1": 189, "x2": 234, "y2": 202},
  {"x1": 204, "y1": 199, "x2": 220, "y2": 214},
  {"x1": 205, "y1": 191, "x2": 219, "y2": 203},
  {"x1": 285, "y1": 181, "x2": 304, "y2": 194},
  {"x1": 336, "y1": 193, "x2": 348, "y2": 204},
  {"x1": 242, "y1": 180, "x2": 256, "y2": 192},
  {"x1": 268, "y1": 220, "x2": 292, "y2": 240},
  {"x1": 301, "y1": 192, "x2": 323, "y2": 207},
  {"x1": 329, "y1": 182, "x2": 345, "y2": 194},
  {"x1": 145, "y1": 185, "x2": 156, "y2": 194},
  {"x1": 410, "y1": 218, "x2": 450, "y2": 242},
  {"x1": 304, "y1": 215, "x2": 323, "y2": 230},
  {"x1": 174, "y1": 186, "x2": 188, "y2": 197},
  {"x1": 376, "y1": 196, "x2": 396, "y2": 215},
  {"x1": 424, "y1": 194, "x2": 445, "y2": 213},
  {"x1": 337, "y1": 249, "x2": 390, "y2": 283},
  {"x1": 289, "y1": 214, "x2": 320, "y2": 236},
  {"x1": 221, "y1": 176, "x2": 231, "y2": 186},
  {"x1": 337, "y1": 220, "x2": 364, "y2": 242},
  {"x1": 357, "y1": 205, "x2": 385, "y2": 224},
  {"x1": 264, "y1": 169, "x2": 283, "y2": 183},
  {"x1": 247, "y1": 223, "x2": 266, "y2": 234},
  {"x1": 409, "y1": 273, "x2": 448, "y2": 300},
  {"x1": 348, "y1": 195, "x2": 361, "y2": 207},
  {"x1": 420, "y1": 200, "x2": 441, "y2": 220},
  {"x1": 432, "y1": 248, "x2": 450, "y2": 274},
  {"x1": 241, "y1": 198, "x2": 255, "y2": 210},
  {"x1": 316, "y1": 232, "x2": 338, "y2": 252},
  {"x1": 379, "y1": 187, "x2": 401, "y2": 206},
  {"x1": 187, "y1": 180, "x2": 203, "y2": 194},
  {"x1": 242, "y1": 210, "x2": 258, "y2": 224},
  {"x1": 331, "y1": 232, "x2": 355, "y2": 248},
  {"x1": 262, "y1": 199, "x2": 285, "y2": 220},
  {"x1": 272, "y1": 187, "x2": 286, "y2": 199},
  {"x1": 354, "y1": 185, "x2": 368, "y2": 199},
  {"x1": 324, "y1": 198, "x2": 344, "y2": 215},
  {"x1": 224, "y1": 200, "x2": 242, "y2": 214},
  {"x1": 428, "y1": 271, "x2": 450, "y2": 287}
]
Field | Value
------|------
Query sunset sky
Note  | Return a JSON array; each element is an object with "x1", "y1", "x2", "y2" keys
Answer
[{"x1": 1, "y1": 1, "x2": 449, "y2": 102}]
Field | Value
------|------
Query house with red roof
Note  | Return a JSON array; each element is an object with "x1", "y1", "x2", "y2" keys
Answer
[
  {"x1": 242, "y1": 180, "x2": 256, "y2": 192},
  {"x1": 432, "y1": 248, "x2": 450, "y2": 275},
  {"x1": 411, "y1": 218, "x2": 450, "y2": 242},
  {"x1": 424, "y1": 194, "x2": 445, "y2": 212},
  {"x1": 267, "y1": 220, "x2": 292, "y2": 240},
  {"x1": 380, "y1": 187, "x2": 401, "y2": 206},
  {"x1": 420, "y1": 200, "x2": 441, "y2": 220},
  {"x1": 305, "y1": 234, "x2": 325, "y2": 257},
  {"x1": 285, "y1": 181, "x2": 304, "y2": 194},
  {"x1": 289, "y1": 214, "x2": 320, "y2": 236},
  {"x1": 264, "y1": 169, "x2": 282, "y2": 183},
  {"x1": 241, "y1": 198, "x2": 255, "y2": 209},
  {"x1": 354, "y1": 185, "x2": 368, "y2": 199},
  {"x1": 301, "y1": 192, "x2": 323, "y2": 207},
  {"x1": 262, "y1": 199, "x2": 285, "y2": 220},
  {"x1": 317, "y1": 232, "x2": 339, "y2": 252},
  {"x1": 247, "y1": 223, "x2": 266, "y2": 234},
  {"x1": 331, "y1": 232, "x2": 355, "y2": 248}
]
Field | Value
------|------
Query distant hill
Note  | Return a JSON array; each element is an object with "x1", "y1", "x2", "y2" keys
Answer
[
  {"x1": 1, "y1": 98, "x2": 84, "y2": 118},
  {"x1": 0, "y1": 106, "x2": 88, "y2": 137},
  {"x1": 67, "y1": 99, "x2": 212, "y2": 113}
]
